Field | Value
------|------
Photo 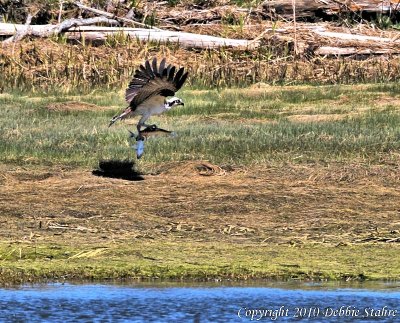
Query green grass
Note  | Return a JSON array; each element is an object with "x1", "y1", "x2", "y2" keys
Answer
[
  {"x1": 0, "y1": 84, "x2": 399, "y2": 168},
  {"x1": 1, "y1": 242, "x2": 399, "y2": 285}
]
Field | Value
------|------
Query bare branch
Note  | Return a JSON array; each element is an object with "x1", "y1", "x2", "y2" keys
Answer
[
  {"x1": 57, "y1": 17, "x2": 119, "y2": 34},
  {"x1": 58, "y1": 1, "x2": 63, "y2": 24},
  {"x1": 75, "y1": 1, "x2": 162, "y2": 30},
  {"x1": 3, "y1": 14, "x2": 33, "y2": 44}
]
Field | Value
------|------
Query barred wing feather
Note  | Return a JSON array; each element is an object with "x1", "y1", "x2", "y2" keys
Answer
[{"x1": 125, "y1": 58, "x2": 188, "y2": 109}]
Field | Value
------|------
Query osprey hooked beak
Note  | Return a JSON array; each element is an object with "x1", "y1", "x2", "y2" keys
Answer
[{"x1": 175, "y1": 99, "x2": 184, "y2": 107}]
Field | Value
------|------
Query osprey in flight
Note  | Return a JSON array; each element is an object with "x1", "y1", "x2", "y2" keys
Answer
[{"x1": 109, "y1": 57, "x2": 188, "y2": 139}]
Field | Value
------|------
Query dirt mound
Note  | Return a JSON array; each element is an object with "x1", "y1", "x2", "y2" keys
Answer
[{"x1": 46, "y1": 101, "x2": 106, "y2": 112}]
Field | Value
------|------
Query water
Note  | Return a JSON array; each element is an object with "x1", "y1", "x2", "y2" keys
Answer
[{"x1": 0, "y1": 281, "x2": 399, "y2": 322}]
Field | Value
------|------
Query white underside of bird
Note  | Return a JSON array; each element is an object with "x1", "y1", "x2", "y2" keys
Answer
[
  {"x1": 132, "y1": 95, "x2": 170, "y2": 124},
  {"x1": 136, "y1": 95, "x2": 169, "y2": 115},
  {"x1": 110, "y1": 95, "x2": 179, "y2": 130}
]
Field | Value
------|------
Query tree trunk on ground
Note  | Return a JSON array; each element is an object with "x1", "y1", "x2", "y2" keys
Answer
[
  {"x1": 263, "y1": 0, "x2": 399, "y2": 19},
  {"x1": 0, "y1": 18, "x2": 118, "y2": 41},
  {"x1": 260, "y1": 24, "x2": 400, "y2": 56},
  {"x1": 0, "y1": 23, "x2": 257, "y2": 49}
]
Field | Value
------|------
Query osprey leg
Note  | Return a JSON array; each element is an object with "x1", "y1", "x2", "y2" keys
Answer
[{"x1": 136, "y1": 115, "x2": 155, "y2": 140}]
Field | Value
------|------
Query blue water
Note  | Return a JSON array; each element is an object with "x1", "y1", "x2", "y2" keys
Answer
[{"x1": 0, "y1": 282, "x2": 399, "y2": 322}]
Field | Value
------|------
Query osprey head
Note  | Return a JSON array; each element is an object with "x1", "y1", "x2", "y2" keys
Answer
[{"x1": 165, "y1": 97, "x2": 184, "y2": 110}]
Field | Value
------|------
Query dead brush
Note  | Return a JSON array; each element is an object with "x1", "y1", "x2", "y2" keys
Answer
[{"x1": 2, "y1": 37, "x2": 400, "y2": 92}]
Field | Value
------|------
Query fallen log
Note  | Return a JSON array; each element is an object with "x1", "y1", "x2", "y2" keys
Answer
[
  {"x1": 245, "y1": 24, "x2": 400, "y2": 44},
  {"x1": 257, "y1": 24, "x2": 400, "y2": 55},
  {"x1": 263, "y1": 0, "x2": 400, "y2": 20},
  {"x1": 314, "y1": 46, "x2": 400, "y2": 55},
  {"x1": 0, "y1": 23, "x2": 257, "y2": 49},
  {"x1": 65, "y1": 27, "x2": 257, "y2": 48},
  {"x1": 312, "y1": 29, "x2": 400, "y2": 43},
  {"x1": 0, "y1": 17, "x2": 118, "y2": 43},
  {"x1": 311, "y1": 29, "x2": 400, "y2": 55}
]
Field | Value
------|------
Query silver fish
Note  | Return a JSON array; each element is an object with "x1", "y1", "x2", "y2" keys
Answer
[
  {"x1": 128, "y1": 130, "x2": 145, "y2": 159},
  {"x1": 128, "y1": 125, "x2": 174, "y2": 159},
  {"x1": 135, "y1": 139, "x2": 145, "y2": 159}
]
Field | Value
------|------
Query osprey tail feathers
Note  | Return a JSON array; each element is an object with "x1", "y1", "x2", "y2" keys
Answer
[{"x1": 109, "y1": 106, "x2": 132, "y2": 127}]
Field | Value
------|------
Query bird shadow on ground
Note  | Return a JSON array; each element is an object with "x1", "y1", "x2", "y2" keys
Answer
[{"x1": 92, "y1": 160, "x2": 144, "y2": 181}]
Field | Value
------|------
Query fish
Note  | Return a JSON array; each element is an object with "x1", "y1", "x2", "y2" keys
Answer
[
  {"x1": 135, "y1": 139, "x2": 145, "y2": 159},
  {"x1": 128, "y1": 125, "x2": 174, "y2": 159},
  {"x1": 139, "y1": 125, "x2": 173, "y2": 139},
  {"x1": 128, "y1": 130, "x2": 145, "y2": 159}
]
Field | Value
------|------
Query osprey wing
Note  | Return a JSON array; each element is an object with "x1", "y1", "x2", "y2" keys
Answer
[{"x1": 125, "y1": 57, "x2": 189, "y2": 108}]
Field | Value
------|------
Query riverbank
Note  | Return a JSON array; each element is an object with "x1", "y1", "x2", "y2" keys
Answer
[
  {"x1": 1, "y1": 240, "x2": 399, "y2": 285},
  {"x1": 1, "y1": 162, "x2": 399, "y2": 285},
  {"x1": 1, "y1": 85, "x2": 399, "y2": 285}
]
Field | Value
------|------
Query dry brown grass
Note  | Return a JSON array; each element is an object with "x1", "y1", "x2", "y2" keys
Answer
[
  {"x1": 1, "y1": 161, "x2": 399, "y2": 247},
  {"x1": 2, "y1": 34, "x2": 400, "y2": 91},
  {"x1": 287, "y1": 114, "x2": 347, "y2": 123},
  {"x1": 45, "y1": 101, "x2": 110, "y2": 112}
]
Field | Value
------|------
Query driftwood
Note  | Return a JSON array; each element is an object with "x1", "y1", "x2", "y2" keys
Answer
[
  {"x1": 0, "y1": 17, "x2": 118, "y2": 45},
  {"x1": 313, "y1": 29, "x2": 400, "y2": 55},
  {"x1": 1, "y1": 0, "x2": 256, "y2": 49},
  {"x1": 260, "y1": 24, "x2": 400, "y2": 56},
  {"x1": 315, "y1": 46, "x2": 400, "y2": 55},
  {"x1": 64, "y1": 27, "x2": 257, "y2": 48},
  {"x1": 307, "y1": 27, "x2": 400, "y2": 55},
  {"x1": 263, "y1": 0, "x2": 400, "y2": 19},
  {"x1": 313, "y1": 29, "x2": 400, "y2": 43},
  {"x1": 2, "y1": 20, "x2": 398, "y2": 54},
  {"x1": 0, "y1": 22, "x2": 257, "y2": 49}
]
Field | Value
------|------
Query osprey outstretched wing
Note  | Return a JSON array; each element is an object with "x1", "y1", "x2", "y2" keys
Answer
[
  {"x1": 125, "y1": 57, "x2": 188, "y2": 108},
  {"x1": 109, "y1": 57, "x2": 188, "y2": 131}
]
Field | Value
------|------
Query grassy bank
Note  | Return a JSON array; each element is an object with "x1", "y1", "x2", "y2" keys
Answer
[
  {"x1": 1, "y1": 84, "x2": 399, "y2": 284},
  {"x1": 1, "y1": 242, "x2": 399, "y2": 285}
]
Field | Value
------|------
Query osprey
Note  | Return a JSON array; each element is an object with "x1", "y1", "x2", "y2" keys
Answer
[{"x1": 109, "y1": 57, "x2": 188, "y2": 139}]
